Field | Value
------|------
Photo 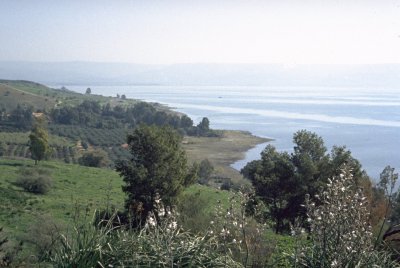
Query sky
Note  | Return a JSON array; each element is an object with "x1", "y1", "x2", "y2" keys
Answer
[{"x1": 0, "y1": 0, "x2": 399, "y2": 65}]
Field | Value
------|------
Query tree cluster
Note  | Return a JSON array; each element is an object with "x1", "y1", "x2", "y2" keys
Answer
[
  {"x1": 49, "y1": 100, "x2": 217, "y2": 137},
  {"x1": 0, "y1": 104, "x2": 34, "y2": 130},
  {"x1": 242, "y1": 130, "x2": 368, "y2": 233}
]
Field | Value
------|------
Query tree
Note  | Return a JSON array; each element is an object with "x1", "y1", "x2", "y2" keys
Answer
[
  {"x1": 115, "y1": 125, "x2": 195, "y2": 227},
  {"x1": 29, "y1": 118, "x2": 50, "y2": 165},
  {"x1": 242, "y1": 130, "x2": 367, "y2": 233},
  {"x1": 121, "y1": 94, "x2": 126, "y2": 100},
  {"x1": 289, "y1": 130, "x2": 330, "y2": 223},
  {"x1": 242, "y1": 145, "x2": 296, "y2": 232},
  {"x1": 85, "y1": 87, "x2": 91, "y2": 94},
  {"x1": 197, "y1": 117, "x2": 210, "y2": 136},
  {"x1": 375, "y1": 166, "x2": 398, "y2": 234},
  {"x1": 180, "y1": 115, "x2": 193, "y2": 129}
]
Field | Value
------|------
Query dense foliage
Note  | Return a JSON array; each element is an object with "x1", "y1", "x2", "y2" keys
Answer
[
  {"x1": 49, "y1": 100, "x2": 216, "y2": 137},
  {"x1": 0, "y1": 104, "x2": 34, "y2": 131},
  {"x1": 242, "y1": 130, "x2": 368, "y2": 233},
  {"x1": 116, "y1": 125, "x2": 197, "y2": 227}
]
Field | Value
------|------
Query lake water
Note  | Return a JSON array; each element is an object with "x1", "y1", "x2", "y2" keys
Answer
[{"x1": 63, "y1": 85, "x2": 400, "y2": 181}]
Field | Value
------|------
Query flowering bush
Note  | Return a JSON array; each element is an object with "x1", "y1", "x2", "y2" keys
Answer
[
  {"x1": 291, "y1": 167, "x2": 398, "y2": 267},
  {"x1": 211, "y1": 191, "x2": 272, "y2": 267}
]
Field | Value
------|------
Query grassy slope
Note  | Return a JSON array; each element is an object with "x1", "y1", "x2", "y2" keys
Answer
[
  {"x1": 0, "y1": 80, "x2": 138, "y2": 110},
  {"x1": 0, "y1": 83, "x2": 56, "y2": 111},
  {"x1": 0, "y1": 158, "x2": 232, "y2": 237},
  {"x1": 0, "y1": 159, "x2": 124, "y2": 237}
]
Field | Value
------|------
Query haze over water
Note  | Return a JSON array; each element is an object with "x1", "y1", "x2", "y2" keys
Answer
[{"x1": 65, "y1": 85, "x2": 400, "y2": 181}]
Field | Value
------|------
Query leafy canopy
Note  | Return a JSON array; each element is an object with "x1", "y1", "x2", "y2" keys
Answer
[
  {"x1": 116, "y1": 125, "x2": 196, "y2": 227},
  {"x1": 242, "y1": 130, "x2": 366, "y2": 233}
]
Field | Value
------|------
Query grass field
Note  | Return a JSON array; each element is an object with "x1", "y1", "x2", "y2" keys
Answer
[{"x1": 0, "y1": 159, "x2": 124, "y2": 237}]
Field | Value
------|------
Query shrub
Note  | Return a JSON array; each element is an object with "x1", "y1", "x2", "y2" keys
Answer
[
  {"x1": 0, "y1": 227, "x2": 22, "y2": 267},
  {"x1": 198, "y1": 159, "x2": 214, "y2": 184},
  {"x1": 290, "y1": 167, "x2": 398, "y2": 267},
  {"x1": 177, "y1": 190, "x2": 213, "y2": 233},
  {"x1": 78, "y1": 149, "x2": 110, "y2": 168},
  {"x1": 220, "y1": 178, "x2": 233, "y2": 191},
  {"x1": 14, "y1": 167, "x2": 53, "y2": 194},
  {"x1": 23, "y1": 214, "x2": 64, "y2": 260}
]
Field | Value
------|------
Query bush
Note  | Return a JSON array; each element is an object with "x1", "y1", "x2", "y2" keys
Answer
[
  {"x1": 177, "y1": 190, "x2": 213, "y2": 233},
  {"x1": 0, "y1": 227, "x2": 22, "y2": 267},
  {"x1": 290, "y1": 167, "x2": 398, "y2": 267},
  {"x1": 15, "y1": 167, "x2": 53, "y2": 194},
  {"x1": 220, "y1": 178, "x2": 233, "y2": 191},
  {"x1": 78, "y1": 149, "x2": 110, "y2": 168},
  {"x1": 23, "y1": 214, "x2": 64, "y2": 260}
]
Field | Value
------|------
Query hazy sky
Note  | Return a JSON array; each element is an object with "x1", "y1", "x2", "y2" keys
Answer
[{"x1": 1, "y1": 0, "x2": 399, "y2": 64}]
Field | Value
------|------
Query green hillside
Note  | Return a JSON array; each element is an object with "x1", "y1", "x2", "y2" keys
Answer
[{"x1": 0, "y1": 159, "x2": 124, "y2": 236}]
